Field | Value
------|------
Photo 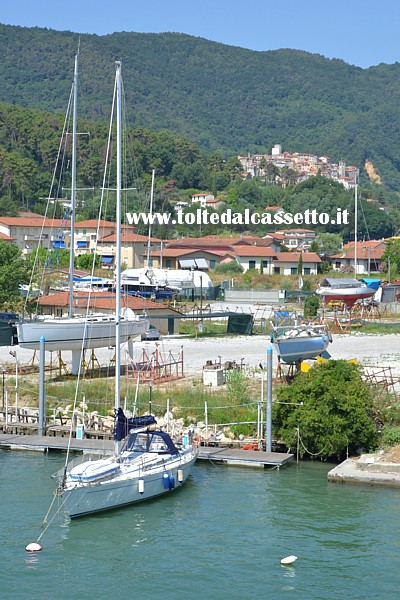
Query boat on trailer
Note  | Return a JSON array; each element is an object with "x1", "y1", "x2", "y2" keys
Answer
[
  {"x1": 316, "y1": 278, "x2": 380, "y2": 308},
  {"x1": 270, "y1": 311, "x2": 332, "y2": 364}
]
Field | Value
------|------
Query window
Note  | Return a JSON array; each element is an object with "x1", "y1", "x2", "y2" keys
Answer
[
  {"x1": 304, "y1": 268, "x2": 311, "y2": 275},
  {"x1": 262, "y1": 260, "x2": 268, "y2": 269},
  {"x1": 210, "y1": 259, "x2": 216, "y2": 268},
  {"x1": 274, "y1": 266, "x2": 280, "y2": 274},
  {"x1": 56, "y1": 308, "x2": 63, "y2": 317},
  {"x1": 166, "y1": 259, "x2": 172, "y2": 268},
  {"x1": 249, "y1": 260, "x2": 256, "y2": 270},
  {"x1": 291, "y1": 267, "x2": 297, "y2": 275}
]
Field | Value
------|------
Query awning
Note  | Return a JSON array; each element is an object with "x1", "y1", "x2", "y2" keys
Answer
[
  {"x1": 100, "y1": 256, "x2": 114, "y2": 264},
  {"x1": 77, "y1": 241, "x2": 88, "y2": 248},
  {"x1": 179, "y1": 258, "x2": 196, "y2": 269},
  {"x1": 52, "y1": 241, "x2": 66, "y2": 249},
  {"x1": 194, "y1": 258, "x2": 208, "y2": 270}
]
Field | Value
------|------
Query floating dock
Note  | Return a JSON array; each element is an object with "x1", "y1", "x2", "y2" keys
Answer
[{"x1": 0, "y1": 433, "x2": 293, "y2": 468}]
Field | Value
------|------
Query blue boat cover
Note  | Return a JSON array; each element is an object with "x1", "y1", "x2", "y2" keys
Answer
[
  {"x1": 126, "y1": 429, "x2": 179, "y2": 455},
  {"x1": 361, "y1": 278, "x2": 380, "y2": 291},
  {"x1": 114, "y1": 407, "x2": 156, "y2": 441}
]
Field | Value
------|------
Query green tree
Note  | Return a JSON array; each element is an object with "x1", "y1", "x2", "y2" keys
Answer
[
  {"x1": 75, "y1": 253, "x2": 101, "y2": 270},
  {"x1": 0, "y1": 241, "x2": 29, "y2": 308},
  {"x1": 297, "y1": 253, "x2": 303, "y2": 275},
  {"x1": 274, "y1": 360, "x2": 378, "y2": 460},
  {"x1": 382, "y1": 239, "x2": 400, "y2": 276},
  {"x1": 303, "y1": 294, "x2": 319, "y2": 317},
  {"x1": 314, "y1": 233, "x2": 343, "y2": 256}
]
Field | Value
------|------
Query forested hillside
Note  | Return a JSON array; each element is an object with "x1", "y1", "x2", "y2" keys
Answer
[{"x1": 1, "y1": 24, "x2": 400, "y2": 190}]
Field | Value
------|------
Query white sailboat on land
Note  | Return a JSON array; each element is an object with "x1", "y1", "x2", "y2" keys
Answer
[
  {"x1": 17, "y1": 54, "x2": 147, "y2": 374},
  {"x1": 53, "y1": 61, "x2": 197, "y2": 519}
]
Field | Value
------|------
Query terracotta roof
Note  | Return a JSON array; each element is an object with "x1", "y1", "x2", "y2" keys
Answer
[
  {"x1": 343, "y1": 240, "x2": 386, "y2": 250},
  {"x1": 234, "y1": 246, "x2": 276, "y2": 257},
  {"x1": 264, "y1": 232, "x2": 286, "y2": 240},
  {"x1": 232, "y1": 237, "x2": 276, "y2": 247},
  {"x1": 274, "y1": 252, "x2": 321, "y2": 263},
  {"x1": 331, "y1": 248, "x2": 385, "y2": 260},
  {"x1": 276, "y1": 229, "x2": 316, "y2": 234},
  {"x1": 0, "y1": 216, "x2": 68, "y2": 228},
  {"x1": 150, "y1": 248, "x2": 199, "y2": 258},
  {"x1": 59, "y1": 268, "x2": 90, "y2": 277},
  {"x1": 75, "y1": 219, "x2": 134, "y2": 230},
  {"x1": 150, "y1": 247, "x2": 233, "y2": 258},
  {"x1": 37, "y1": 290, "x2": 171, "y2": 311},
  {"x1": 0, "y1": 232, "x2": 15, "y2": 241},
  {"x1": 98, "y1": 232, "x2": 161, "y2": 243}
]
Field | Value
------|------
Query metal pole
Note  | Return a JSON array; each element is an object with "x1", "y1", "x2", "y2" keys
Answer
[
  {"x1": 147, "y1": 169, "x2": 155, "y2": 266},
  {"x1": 115, "y1": 60, "x2": 122, "y2": 457},
  {"x1": 199, "y1": 275, "x2": 203, "y2": 332},
  {"x1": 149, "y1": 380, "x2": 153, "y2": 414},
  {"x1": 69, "y1": 54, "x2": 78, "y2": 318},
  {"x1": 2, "y1": 368, "x2": 5, "y2": 409},
  {"x1": 38, "y1": 336, "x2": 46, "y2": 436},
  {"x1": 205, "y1": 400, "x2": 208, "y2": 446},
  {"x1": 354, "y1": 178, "x2": 358, "y2": 276},
  {"x1": 5, "y1": 388, "x2": 8, "y2": 429},
  {"x1": 15, "y1": 354, "x2": 18, "y2": 422},
  {"x1": 266, "y1": 346, "x2": 273, "y2": 452},
  {"x1": 167, "y1": 398, "x2": 170, "y2": 434}
]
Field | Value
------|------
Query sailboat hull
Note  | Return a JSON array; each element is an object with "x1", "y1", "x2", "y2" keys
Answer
[
  {"x1": 271, "y1": 324, "x2": 332, "y2": 363},
  {"x1": 17, "y1": 314, "x2": 148, "y2": 351},
  {"x1": 272, "y1": 334, "x2": 330, "y2": 363},
  {"x1": 62, "y1": 452, "x2": 196, "y2": 519}
]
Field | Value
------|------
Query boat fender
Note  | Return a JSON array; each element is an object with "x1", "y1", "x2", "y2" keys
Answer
[
  {"x1": 177, "y1": 469, "x2": 184, "y2": 483},
  {"x1": 163, "y1": 471, "x2": 170, "y2": 489},
  {"x1": 169, "y1": 474, "x2": 175, "y2": 489},
  {"x1": 138, "y1": 478, "x2": 144, "y2": 494},
  {"x1": 281, "y1": 555, "x2": 297, "y2": 565}
]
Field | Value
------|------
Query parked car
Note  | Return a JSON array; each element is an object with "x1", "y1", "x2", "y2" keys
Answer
[{"x1": 141, "y1": 324, "x2": 161, "y2": 341}]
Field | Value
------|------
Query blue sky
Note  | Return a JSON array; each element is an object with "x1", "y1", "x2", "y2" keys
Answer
[{"x1": 2, "y1": 0, "x2": 400, "y2": 68}]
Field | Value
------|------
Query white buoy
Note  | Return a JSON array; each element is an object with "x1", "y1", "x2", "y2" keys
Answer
[
  {"x1": 177, "y1": 469, "x2": 184, "y2": 483},
  {"x1": 280, "y1": 555, "x2": 297, "y2": 565},
  {"x1": 25, "y1": 542, "x2": 42, "y2": 553},
  {"x1": 138, "y1": 478, "x2": 144, "y2": 494}
]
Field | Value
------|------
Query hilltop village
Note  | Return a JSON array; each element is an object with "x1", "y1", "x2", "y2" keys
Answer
[{"x1": 238, "y1": 144, "x2": 359, "y2": 188}]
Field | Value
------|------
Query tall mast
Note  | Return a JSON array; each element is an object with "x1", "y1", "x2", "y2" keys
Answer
[
  {"x1": 354, "y1": 172, "x2": 358, "y2": 276},
  {"x1": 115, "y1": 61, "x2": 122, "y2": 455},
  {"x1": 69, "y1": 54, "x2": 78, "y2": 318},
  {"x1": 146, "y1": 169, "x2": 155, "y2": 266}
]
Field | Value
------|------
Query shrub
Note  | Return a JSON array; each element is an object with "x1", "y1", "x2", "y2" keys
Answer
[{"x1": 214, "y1": 261, "x2": 243, "y2": 275}]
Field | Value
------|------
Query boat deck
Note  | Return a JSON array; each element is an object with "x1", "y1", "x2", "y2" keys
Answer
[{"x1": 0, "y1": 433, "x2": 293, "y2": 468}]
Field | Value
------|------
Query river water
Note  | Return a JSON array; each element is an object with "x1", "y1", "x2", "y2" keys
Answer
[{"x1": 1, "y1": 449, "x2": 399, "y2": 600}]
